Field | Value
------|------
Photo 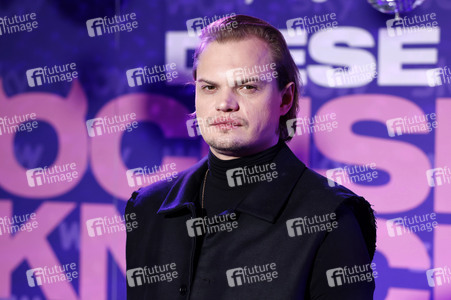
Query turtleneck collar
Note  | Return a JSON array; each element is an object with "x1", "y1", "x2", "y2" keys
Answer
[{"x1": 207, "y1": 139, "x2": 285, "y2": 186}]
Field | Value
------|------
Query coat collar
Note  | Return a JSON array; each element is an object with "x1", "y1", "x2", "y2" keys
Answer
[{"x1": 157, "y1": 143, "x2": 306, "y2": 223}]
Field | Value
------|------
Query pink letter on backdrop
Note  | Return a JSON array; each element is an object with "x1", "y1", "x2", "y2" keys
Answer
[
  {"x1": 314, "y1": 94, "x2": 430, "y2": 213},
  {"x1": 287, "y1": 97, "x2": 311, "y2": 166},
  {"x1": 89, "y1": 93, "x2": 198, "y2": 200},
  {"x1": 377, "y1": 218, "x2": 431, "y2": 299},
  {"x1": 0, "y1": 80, "x2": 88, "y2": 198},
  {"x1": 434, "y1": 224, "x2": 451, "y2": 299},
  {"x1": 80, "y1": 204, "x2": 127, "y2": 299},
  {"x1": 0, "y1": 200, "x2": 77, "y2": 299},
  {"x1": 385, "y1": 288, "x2": 430, "y2": 300},
  {"x1": 435, "y1": 98, "x2": 451, "y2": 213}
]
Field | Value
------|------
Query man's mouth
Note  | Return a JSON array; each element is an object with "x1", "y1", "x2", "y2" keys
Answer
[{"x1": 208, "y1": 116, "x2": 243, "y2": 127}]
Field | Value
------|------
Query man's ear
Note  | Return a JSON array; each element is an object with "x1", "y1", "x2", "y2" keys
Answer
[{"x1": 280, "y1": 82, "x2": 295, "y2": 116}]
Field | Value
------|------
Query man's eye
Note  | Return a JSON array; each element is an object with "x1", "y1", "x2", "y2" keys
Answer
[
  {"x1": 202, "y1": 85, "x2": 216, "y2": 91},
  {"x1": 240, "y1": 85, "x2": 257, "y2": 90}
]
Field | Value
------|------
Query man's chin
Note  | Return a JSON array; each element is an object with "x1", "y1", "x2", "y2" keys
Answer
[{"x1": 203, "y1": 136, "x2": 249, "y2": 154}]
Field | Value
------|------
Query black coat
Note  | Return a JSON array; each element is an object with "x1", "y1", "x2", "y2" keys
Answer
[{"x1": 126, "y1": 144, "x2": 377, "y2": 299}]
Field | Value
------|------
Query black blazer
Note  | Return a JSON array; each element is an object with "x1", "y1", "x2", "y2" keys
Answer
[{"x1": 126, "y1": 144, "x2": 376, "y2": 299}]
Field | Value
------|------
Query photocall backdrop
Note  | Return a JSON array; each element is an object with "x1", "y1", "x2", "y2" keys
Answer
[{"x1": 1, "y1": 0, "x2": 451, "y2": 299}]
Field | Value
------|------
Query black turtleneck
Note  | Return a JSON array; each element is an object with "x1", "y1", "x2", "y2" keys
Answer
[
  {"x1": 200, "y1": 139, "x2": 285, "y2": 216},
  {"x1": 191, "y1": 140, "x2": 286, "y2": 281}
]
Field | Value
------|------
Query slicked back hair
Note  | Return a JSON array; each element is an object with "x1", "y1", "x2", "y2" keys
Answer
[{"x1": 192, "y1": 14, "x2": 302, "y2": 142}]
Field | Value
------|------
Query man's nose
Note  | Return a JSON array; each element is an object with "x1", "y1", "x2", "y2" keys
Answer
[{"x1": 215, "y1": 90, "x2": 239, "y2": 112}]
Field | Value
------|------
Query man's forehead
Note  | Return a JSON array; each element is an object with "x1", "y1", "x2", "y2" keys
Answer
[{"x1": 197, "y1": 37, "x2": 273, "y2": 73}]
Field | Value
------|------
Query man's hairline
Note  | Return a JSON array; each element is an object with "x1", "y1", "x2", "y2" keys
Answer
[{"x1": 193, "y1": 34, "x2": 279, "y2": 82}]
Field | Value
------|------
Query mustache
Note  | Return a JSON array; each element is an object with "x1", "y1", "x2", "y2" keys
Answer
[{"x1": 205, "y1": 114, "x2": 246, "y2": 126}]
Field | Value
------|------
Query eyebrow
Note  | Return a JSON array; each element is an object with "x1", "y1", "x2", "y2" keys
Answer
[
  {"x1": 239, "y1": 77, "x2": 262, "y2": 85},
  {"x1": 196, "y1": 77, "x2": 266, "y2": 87},
  {"x1": 196, "y1": 78, "x2": 218, "y2": 85}
]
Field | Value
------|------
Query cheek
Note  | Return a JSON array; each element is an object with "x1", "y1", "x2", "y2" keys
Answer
[
  {"x1": 195, "y1": 95, "x2": 208, "y2": 115},
  {"x1": 245, "y1": 98, "x2": 279, "y2": 128},
  {"x1": 260, "y1": 91, "x2": 282, "y2": 122}
]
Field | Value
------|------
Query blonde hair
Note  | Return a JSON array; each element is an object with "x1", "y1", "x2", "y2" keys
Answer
[{"x1": 192, "y1": 15, "x2": 302, "y2": 141}]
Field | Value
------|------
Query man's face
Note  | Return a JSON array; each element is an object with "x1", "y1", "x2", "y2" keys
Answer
[{"x1": 195, "y1": 36, "x2": 292, "y2": 159}]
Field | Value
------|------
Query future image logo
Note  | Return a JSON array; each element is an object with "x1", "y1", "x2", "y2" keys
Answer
[
  {"x1": 126, "y1": 64, "x2": 178, "y2": 87},
  {"x1": 225, "y1": 63, "x2": 277, "y2": 87},
  {"x1": 26, "y1": 63, "x2": 78, "y2": 87},
  {"x1": 126, "y1": 264, "x2": 178, "y2": 287},
  {"x1": 86, "y1": 13, "x2": 138, "y2": 37},
  {"x1": 26, "y1": 263, "x2": 78, "y2": 287},
  {"x1": 286, "y1": 213, "x2": 338, "y2": 237},
  {"x1": 426, "y1": 66, "x2": 451, "y2": 87},
  {"x1": 0, "y1": 13, "x2": 38, "y2": 36},
  {"x1": 326, "y1": 263, "x2": 377, "y2": 287},
  {"x1": 86, "y1": 113, "x2": 138, "y2": 137},
  {"x1": 386, "y1": 114, "x2": 437, "y2": 137},
  {"x1": 226, "y1": 263, "x2": 278, "y2": 287},
  {"x1": 126, "y1": 164, "x2": 178, "y2": 187},
  {"x1": 186, "y1": 13, "x2": 237, "y2": 37},
  {"x1": 386, "y1": 13, "x2": 438, "y2": 37},
  {"x1": 286, "y1": 113, "x2": 338, "y2": 137},
  {"x1": 286, "y1": 13, "x2": 338, "y2": 37},
  {"x1": 26, "y1": 163, "x2": 79, "y2": 187},
  {"x1": 326, "y1": 164, "x2": 378, "y2": 187},
  {"x1": 386, "y1": 213, "x2": 437, "y2": 237},
  {"x1": 426, "y1": 267, "x2": 451, "y2": 287},
  {"x1": 226, "y1": 163, "x2": 278, "y2": 187},
  {"x1": 186, "y1": 213, "x2": 238, "y2": 237}
]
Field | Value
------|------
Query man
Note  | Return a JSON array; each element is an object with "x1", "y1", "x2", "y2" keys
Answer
[{"x1": 126, "y1": 15, "x2": 376, "y2": 299}]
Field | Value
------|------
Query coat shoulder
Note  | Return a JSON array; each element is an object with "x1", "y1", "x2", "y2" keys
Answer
[
  {"x1": 126, "y1": 158, "x2": 205, "y2": 211},
  {"x1": 297, "y1": 167, "x2": 377, "y2": 259},
  {"x1": 300, "y1": 167, "x2": 358, "y2": 202}
]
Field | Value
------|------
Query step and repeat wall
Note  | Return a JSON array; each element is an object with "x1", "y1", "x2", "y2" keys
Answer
[{"x1": 1, "y1": 0, "x2": 451, "y2": 299}]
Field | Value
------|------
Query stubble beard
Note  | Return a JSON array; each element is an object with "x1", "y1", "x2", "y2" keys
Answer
[{"x1": 203, "y1": 131, "x2": 250, "y2": 155}]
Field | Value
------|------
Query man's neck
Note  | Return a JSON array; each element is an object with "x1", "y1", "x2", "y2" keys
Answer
[
  {"x1": 209, "y1": 138, "x2": 280, "y2": 160},
  {"x1": 206, "y1": 138, "x2": 285, "y2": 188}
]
